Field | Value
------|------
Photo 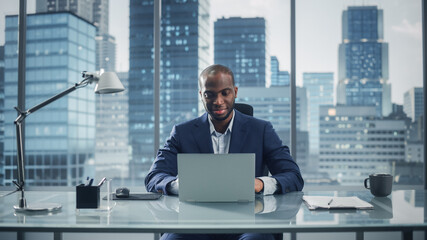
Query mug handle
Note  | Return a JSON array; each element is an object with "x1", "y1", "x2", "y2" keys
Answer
[{"x1": 364, "y1": 178, "x2": 370, "y2": 189}]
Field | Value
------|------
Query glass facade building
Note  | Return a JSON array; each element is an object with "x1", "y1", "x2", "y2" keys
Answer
[
  {"x1": 214, "y1": 17, "x2": 269, "y2": 87},
  {"x1": 319, "y1": 105, "x2": 406, "y2": 185},
  {"x1": 337, "y1": 6, "x2": 390, "y2": 117},
  {"x1": 404, "y1": 87, "x2": 424, "y2": 122},
  {"x1": 3, "y1": 12, "x2": 96, "y2": 186},
  {"x1": 128, "y1": 0, "x2": 210, "y2": 179},
  {"x1": 0, "y1": 46, "x2": 4, "y2": 183},
  {"x1": 95, "y1": 72, "x2": 129, "y2": 180},
  {"x1": 36, "y1": 0, "x2": 94, "y2": 23},
  {"x1": 270, "y1": 56, "x2": 289, "y2": 87},
  {"x1": 303, "y1": 72, "x2": 334, "y2": 155}
]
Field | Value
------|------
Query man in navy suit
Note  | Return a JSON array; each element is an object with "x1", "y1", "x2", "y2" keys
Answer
[{"x1": 145, "y1": 64, "x2": 303, "y2": 240}]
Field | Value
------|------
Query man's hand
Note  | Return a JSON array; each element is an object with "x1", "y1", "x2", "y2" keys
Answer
[{"x1": 255, "y1": 178, "x2": 264, "y2": 193}]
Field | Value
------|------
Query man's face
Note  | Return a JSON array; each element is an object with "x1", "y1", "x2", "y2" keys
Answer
[{"x1": 199, "y1": 72, "x2": 238, "y2": 122}]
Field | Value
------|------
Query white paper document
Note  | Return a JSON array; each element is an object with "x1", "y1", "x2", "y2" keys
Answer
[{"x1": 302, "y1": 196, "x2": 373, "y2": 210}]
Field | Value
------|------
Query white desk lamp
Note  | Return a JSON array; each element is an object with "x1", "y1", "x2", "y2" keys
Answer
[{"x1": 13, "y1": 71, "x2": 124, "y2": 212}]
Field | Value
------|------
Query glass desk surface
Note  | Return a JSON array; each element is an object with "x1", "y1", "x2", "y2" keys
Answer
[{"x1": 0, "y1": 189, "x2": 426, "y2": 233}]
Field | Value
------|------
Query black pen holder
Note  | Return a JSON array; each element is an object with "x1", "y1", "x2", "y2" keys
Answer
[{"x1": 76, "y1": 184, "x2": 100, "y2": 209}]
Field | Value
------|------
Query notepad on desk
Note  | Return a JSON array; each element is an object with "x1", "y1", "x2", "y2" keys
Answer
[{"x1": 302, "y1": 196, "x2": 373, "y2": 210}]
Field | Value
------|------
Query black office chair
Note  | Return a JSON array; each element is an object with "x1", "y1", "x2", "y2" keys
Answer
[
  {"x1": 234, "y1": 103, "x2": 253, "y2": 117},
  {"x1": 234, "y1": 103, "x2": 283, "y2": 240}
]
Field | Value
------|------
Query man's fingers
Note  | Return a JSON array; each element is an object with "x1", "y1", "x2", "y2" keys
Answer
[{"x1": 255, "y1": 178, "x2": 264, "y2": 193}]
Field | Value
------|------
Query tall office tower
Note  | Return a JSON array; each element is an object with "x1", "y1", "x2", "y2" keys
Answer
[
  {"x1": 36, "y1": 0, "x2": 94, "y2": 22},
  {"x1": 319, "y1": 105, "x2": 405, "y2": 185},
  {"x1": 90, "y1": 0, "x2": 116, "y2": 72},
  {"x1": 236, "y1": 86, "x2": 309, "y2": 170},
  {"x1": 37, "y1": 0, "x2": 120, "y2": 178},
  {"x1": 36, "y1": 0, "x2": 115, "y2": 71},
  {"x1": 94, "y1": 72, "x2": 129, "y2": 179},
  {"x1": 403, "y1": 87, "x2": 424, "y2": 122},
  {"x1": 0, "y1": 46, "x2": 4, "y2": 185},
  {"x1": 92, "y1": 0, "x2": 109, "y2": 34},
  {"x1": 270, "y1": 56, "x2": 289, "y2": 86},
  {"x1": 337, "y1": 6, "x2": 391, "y2": 117},
  {"x1": 128, "y1": 0, "x2": 210, "y2": 179},
  {"x1": 215, "y1": 17, "x2": 269, "y2": 87},
  {"x1": 3, "y1": 13, "x2": 96, "y2": 186},
  {"x1": 95, "y1": 34, "x2": 116, "y2": 71},
  {"x1": 303, "y1": 72, "x2": 334, "y2": 155}
]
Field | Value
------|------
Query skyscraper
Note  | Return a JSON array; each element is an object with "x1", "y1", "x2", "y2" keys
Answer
[
  {"x1": 270, "y1": 56, "x2": 289, "y2": 86},
  {"x1": 337, "y1": 6, "x2": 390, "y2": 117},
  {"x1": 36, "y1": 0, "x2": 94, "y2": 22},
  {"x1": 36, "y1": 0, "x2": 115, "y2": 71},
  {"x1": 0, "y1": 46, "x2": 4, "y2": 184},
  {"x1": 3, "y1": 12, "x2": 96, "y2": 186},
  {"x1": 403, "y1": 87, "x2": 424, "y2": 122},
  {"x1": 215, "y1": 17, "x2": 269, "y2": 87},
  {"x1": 128, "y1": 0, "x2": 210, "y2": 178},
  {"x1": 36, "y1": 0, "x2": 124, "y2": 180},
  {"x1": 94, "y1": 72, "x2": 129, "y2": 179},
  {"x1": 92, "y1": 0, "x2": 109, "y2": 35},
  {"x1": 89, "y1": 0, "x2": 116, "y2": 72},
  {"x1": 95, "y1": 34, "x2": 116, "y2": 71},
  {"x1": 303, "y1": 72, "x2": 334, "y2": 155}
]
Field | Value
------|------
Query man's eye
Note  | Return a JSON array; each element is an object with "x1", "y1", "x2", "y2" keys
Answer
[
  {"x1": 204, "y1": 93, "x2": 213, "y2": 98},
  {"x1": 222, "y1": 91, "x2": 230, "y2": 96}
]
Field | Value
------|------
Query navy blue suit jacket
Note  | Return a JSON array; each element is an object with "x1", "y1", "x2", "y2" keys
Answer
[{"x1": 145, "y1": 110, "x2": 304, "y2": 195}]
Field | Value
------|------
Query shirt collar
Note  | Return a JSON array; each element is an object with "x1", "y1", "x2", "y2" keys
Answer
[{"x1": 208, "y1": 110, "x2": 235, "y2": 135}]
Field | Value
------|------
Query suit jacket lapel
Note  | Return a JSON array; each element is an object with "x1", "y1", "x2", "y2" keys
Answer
[
  {"x1": 193, "y1": 113, "x2": 214, "y2": 153},
  {"x1": 229, "y1": 110, "x2": 249, "y2": 153}
]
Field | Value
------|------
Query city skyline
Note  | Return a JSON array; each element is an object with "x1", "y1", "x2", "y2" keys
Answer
[
  {"x1": 0, "y1": 0, "x2": 424, "y2": 187},
  {"x1": 0, "y1": 0, "x2": 422, "y2": 105},
  {"x1": 110, "y1": 0, "x2": 422, "y2": 106}
]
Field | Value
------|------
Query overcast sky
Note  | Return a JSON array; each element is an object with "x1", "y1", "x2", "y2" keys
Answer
[{"x1": 0, "y1": 0, "x2": 422, "y2": 104}]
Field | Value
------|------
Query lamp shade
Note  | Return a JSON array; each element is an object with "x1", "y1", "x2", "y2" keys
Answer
[{"x1": 94, "y1": 72, "x2": 125, "y2": 94}]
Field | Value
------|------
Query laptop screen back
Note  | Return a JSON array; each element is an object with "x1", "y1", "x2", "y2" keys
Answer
[{"x1": 178, "y1": 153, "x2": 255, "y2": 202}]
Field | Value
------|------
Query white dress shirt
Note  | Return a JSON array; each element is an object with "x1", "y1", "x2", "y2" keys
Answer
[{"x1": 167, "y1": 110, "x2": 278, "y2": 195}]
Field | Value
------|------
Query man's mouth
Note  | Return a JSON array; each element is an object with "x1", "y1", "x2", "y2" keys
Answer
[{"x1": 213, "y1": 109, "x2": 226, "y2": 115}]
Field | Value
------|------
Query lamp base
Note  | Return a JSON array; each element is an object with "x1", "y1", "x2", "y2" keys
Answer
[{"x1": 14, "y1": 202, "x2": 62, "y2": 213}]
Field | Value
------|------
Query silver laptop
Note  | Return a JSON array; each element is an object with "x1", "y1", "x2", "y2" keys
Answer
[{"x1": 177, "y1": 153, "x2": 255, "y2": 202}]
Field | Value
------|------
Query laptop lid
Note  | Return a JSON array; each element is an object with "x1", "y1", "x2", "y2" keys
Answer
[{"x1": 177, "y1": 153, "x2": 255, "y2": 202}]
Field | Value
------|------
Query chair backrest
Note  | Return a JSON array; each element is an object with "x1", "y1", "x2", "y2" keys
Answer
[{"x1": 234, "y1": 103, "x2": 253, "y2": 116}]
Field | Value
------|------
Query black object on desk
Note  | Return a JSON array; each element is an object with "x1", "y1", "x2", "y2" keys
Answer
[
  {"x1": 116, "y1": 187, "x2": 130, "y2": 198},
  {"x1": 103, "y1": 192, "x2": 162, "y2": 200},
  {"x1": 76, "y1": 184, "x2": 100, "y2": 208}
]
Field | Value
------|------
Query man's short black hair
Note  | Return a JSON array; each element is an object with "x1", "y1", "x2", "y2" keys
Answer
[{"x1": 199, "y1": 64, "x2": 235, "y2": 89}]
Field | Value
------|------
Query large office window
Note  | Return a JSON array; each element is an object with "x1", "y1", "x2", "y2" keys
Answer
[
  {"x1": 0, "y1": 0, "x2": 424, "y2": 189},
  {"x1": 297, "y1": 0, "x2": 424, "y2": 187}
]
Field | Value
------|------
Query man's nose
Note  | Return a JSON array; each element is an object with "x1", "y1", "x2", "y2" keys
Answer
[{"x1": 214, "y1": 94, "x2": 225, "y2": 105}]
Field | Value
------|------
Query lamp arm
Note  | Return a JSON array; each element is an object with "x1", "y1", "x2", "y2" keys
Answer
[
  {"x1": 14, "y1": 78, "x2": 91, "y2": 124},
  {"x1": 12, "y1": 76, "x2": 92, "y2": 196}
]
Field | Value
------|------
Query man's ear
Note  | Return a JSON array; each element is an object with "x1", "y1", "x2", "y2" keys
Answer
[{"x1": 234, "y1": 86, "x2": 238, "y2": 98}]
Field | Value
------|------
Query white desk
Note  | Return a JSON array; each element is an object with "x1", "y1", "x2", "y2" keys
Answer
[{"x1": 0, "y1": 190, "x2": 426, "y2": 240}]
